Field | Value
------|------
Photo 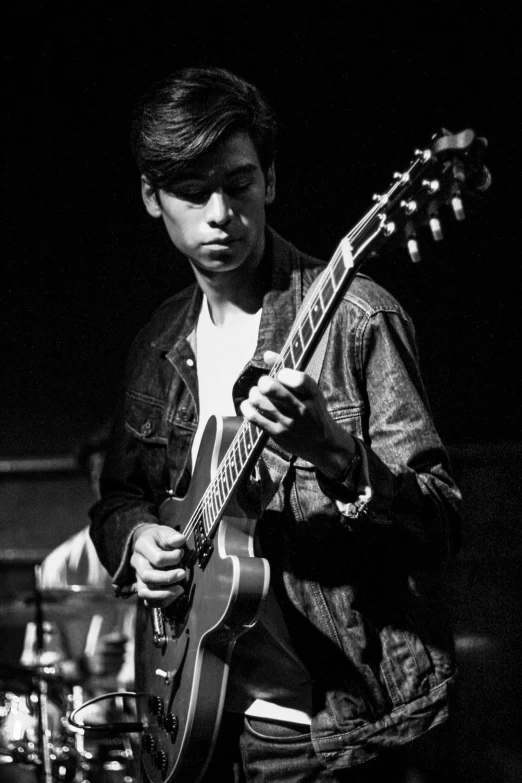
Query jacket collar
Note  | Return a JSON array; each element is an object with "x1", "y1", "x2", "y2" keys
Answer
[{"x1": 150, "y1": 227, "x2": 308, "y2": 358}]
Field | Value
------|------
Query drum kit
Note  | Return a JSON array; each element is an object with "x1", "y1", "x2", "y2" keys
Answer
[{"x1": 0, "y1": 582, "x2": 139, "y2": 782}]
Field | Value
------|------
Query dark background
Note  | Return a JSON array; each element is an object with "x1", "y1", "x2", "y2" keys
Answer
[
  {"x1": 2, "y1": 4, "x2": 521, "y2": 781},
  {"x1": 3, "y1": 1, "x2": 520, "y2": 458}
]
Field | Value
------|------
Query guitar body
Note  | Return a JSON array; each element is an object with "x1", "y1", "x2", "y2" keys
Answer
[{"x1": 135, "y1": 416, "x2": 270, "y2": 783}]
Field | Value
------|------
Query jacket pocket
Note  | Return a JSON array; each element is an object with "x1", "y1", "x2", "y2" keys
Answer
[
  {"x1": 328, "y1": 404, "x2": 365, "y2": 439},
  {"x1": 378, "y1": 617, "x2": 433, "y2": 706},
  {"x1": 124, "y1": 393, "x2": 169, "y2": 446}
]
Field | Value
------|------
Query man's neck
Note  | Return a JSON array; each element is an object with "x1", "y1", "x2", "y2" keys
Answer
[{"x1": 193, "y1": 257, "x2": 268, "y2": 328}]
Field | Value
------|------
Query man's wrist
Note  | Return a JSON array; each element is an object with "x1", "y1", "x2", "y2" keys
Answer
[
  {"x1": 316, "y1": 433, "x2": 358, "y2": 482},
  {"x1": 132, "y1": 522, "x2": 157, "y2": 548}
]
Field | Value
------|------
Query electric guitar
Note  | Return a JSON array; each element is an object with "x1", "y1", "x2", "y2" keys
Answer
[{"x1": 135, "y1": 129, "x2": 490, "y2": 782}]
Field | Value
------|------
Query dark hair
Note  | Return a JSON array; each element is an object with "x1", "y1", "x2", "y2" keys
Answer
[{"x1": 130, "y1": 66, "x2": 278, "y2": 192}]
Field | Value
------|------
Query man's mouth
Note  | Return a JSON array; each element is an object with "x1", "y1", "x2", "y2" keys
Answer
[{"x1": 204, "y1": 235, "x2": 238, "y2": 246}]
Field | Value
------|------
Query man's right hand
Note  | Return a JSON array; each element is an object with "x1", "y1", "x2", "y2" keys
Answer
[{"x1": 130, "y1": 524, "x2": 187, "y2": 606}]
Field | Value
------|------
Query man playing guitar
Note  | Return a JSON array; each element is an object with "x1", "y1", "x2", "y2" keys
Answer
[{"x1": 90, "y1": 67, "x2": 462, "y2": 782}]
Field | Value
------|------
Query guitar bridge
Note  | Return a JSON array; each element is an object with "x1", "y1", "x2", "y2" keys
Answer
[{"x1": 152, "y1": 607, "x2": 167, "y2": 648}]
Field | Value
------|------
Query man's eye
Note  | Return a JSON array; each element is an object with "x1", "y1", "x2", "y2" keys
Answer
[
  {"x1": 179, "y1": 190, "x2": 208, "y2": 203},
  {"x1": 169, "y1": 184, "x2": 208, "y2": 203},
  {"x1": 226, "y1": 179, "x2": 253, "y2": 195}
]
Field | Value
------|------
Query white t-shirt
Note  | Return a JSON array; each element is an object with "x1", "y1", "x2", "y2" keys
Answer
[
  {"x1": 191, "y1": 295, "x2": 262, "y2": 469},
  {"x1": 193, "y1": 296, "x2": 312, "y2": 726}
]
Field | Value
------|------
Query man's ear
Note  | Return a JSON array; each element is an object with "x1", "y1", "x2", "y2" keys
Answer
[
  {"x1": 141, "y1": 177, "x2": 163, "y2": 217},
  {"x1": 265, "y1": 164, "x2": 276, "y2": 205}
]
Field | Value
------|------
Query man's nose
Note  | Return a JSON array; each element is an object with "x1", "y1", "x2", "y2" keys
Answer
[{"x1": 205, "y1": 190, "x2": 232, "y2": 225}]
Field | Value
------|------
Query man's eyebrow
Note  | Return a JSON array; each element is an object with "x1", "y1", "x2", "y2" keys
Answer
[
  {"x1": 177, "y1": 163, "x2": 259, "y2": 181},
  {"x1": 224, "y1": 163, "x2": 259, "y2": 176}
]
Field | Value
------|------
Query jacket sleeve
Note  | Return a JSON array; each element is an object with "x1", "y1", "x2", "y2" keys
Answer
[
  {"x1": 89, "y1": 382, "x2": 170, "y2": 595},
  {"x1": 318, "y1": 304, "x2": 462, "y2": 566}
]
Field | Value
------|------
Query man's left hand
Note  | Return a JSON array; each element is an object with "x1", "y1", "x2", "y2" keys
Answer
[{"x1": 240, "y1": 350, "x2": 355, "y2": 481}]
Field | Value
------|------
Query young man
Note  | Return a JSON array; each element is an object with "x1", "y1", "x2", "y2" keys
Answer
[{"x1": 89, "y1": 67, "x2": 462, "y2": 782}]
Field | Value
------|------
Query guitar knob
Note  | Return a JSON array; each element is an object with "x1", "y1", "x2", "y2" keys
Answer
[
  {"x1": 154, "y1": 749, "x2": 168, "y2": 774},
  {"x1": 148, "y1": 695, "x2": 164, "y2": 716},
  {"x1": 143, "y1": 733, "x2": 157, "y2": 754},
  {"x1": 164, "y1": 713, "x2": 179, "y2": 735}
]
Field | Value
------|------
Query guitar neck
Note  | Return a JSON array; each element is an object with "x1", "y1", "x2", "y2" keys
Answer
[{"x1": 195, "y1": 129, "x2": 488, "y2": 541}]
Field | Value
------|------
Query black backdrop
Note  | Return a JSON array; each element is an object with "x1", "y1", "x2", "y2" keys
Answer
[{"x1": 4, "y1": 2, "x2": 520, "y2": 457}]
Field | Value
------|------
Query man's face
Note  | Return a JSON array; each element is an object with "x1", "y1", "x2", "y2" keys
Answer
[{"x1": 142, "y1": 131, "x2": 275, "y2": 277}]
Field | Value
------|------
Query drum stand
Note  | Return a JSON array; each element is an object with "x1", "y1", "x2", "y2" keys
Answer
[{"x1": 32, "y1": 566, "x2": 56, "y2": 783}]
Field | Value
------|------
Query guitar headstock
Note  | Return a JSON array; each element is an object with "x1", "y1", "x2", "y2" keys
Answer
[{"x1": 359, "y1": 128, "x2": 491, "y2": 262}]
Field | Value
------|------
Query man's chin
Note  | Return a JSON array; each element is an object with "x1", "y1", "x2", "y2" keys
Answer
[{"x1": 193, "y1": 251, "x2": 247, "y2": 273}]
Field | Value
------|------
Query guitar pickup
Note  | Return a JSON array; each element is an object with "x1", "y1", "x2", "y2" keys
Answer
[{"x1": 193, "y1": 520, "x2": 214, "y2": 568}]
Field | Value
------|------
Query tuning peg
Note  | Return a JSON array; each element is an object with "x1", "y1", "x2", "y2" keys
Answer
[
  {"x1": 407, "y1": 237, "x2": 421, "y2": 263},
  {"x1": 451, "y1": 195, "x2": 465, "y2": 221},
  {"x1": 401, "y1": 199, "x2": 417, "y2": 215},
  {"x1": 414, "y1": 148, "x2": 431, "y2": 162},
  {"x1": 422, "y1": 178, "x2": 440, "y2": 194},
  {"x1": 379, "y1": 213, "x2": 396, "y2": 237},
  {"x1": 429, "y1": 216, "x2": 443, "y2": 241}
]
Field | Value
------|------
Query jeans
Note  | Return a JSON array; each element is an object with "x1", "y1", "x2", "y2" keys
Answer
[{"x1": 200, "y1": 715, "x2": 455, "y2": 783}]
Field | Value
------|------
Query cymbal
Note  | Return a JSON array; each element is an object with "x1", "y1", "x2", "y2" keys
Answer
[
  {"x1": 0, "y1": 588, "x2": 122, "y2": 625},
  {"x1": 24, "y1": 585, "x2": 118, "y2": 603},
  {"x1": 0, "y1": 662, "x2": 63, "y2": 692},
  {"x1": 0, "y1": 662, "x2": 33, "y2": 692}
]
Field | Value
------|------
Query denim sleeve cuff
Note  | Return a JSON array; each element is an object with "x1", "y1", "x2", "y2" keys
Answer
[
  {"x1": 111, "y1": 519, "x2": 157, "y2": 598},
  {"x1": 316, "y1": 438, "x2": 375, "y2": 523}
]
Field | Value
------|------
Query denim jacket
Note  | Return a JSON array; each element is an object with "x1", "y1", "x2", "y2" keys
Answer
[{"x1": 90, "y1": 227, "x2": 461, "y2": 769}]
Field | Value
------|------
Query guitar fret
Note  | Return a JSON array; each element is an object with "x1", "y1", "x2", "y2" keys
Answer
[
  {"x1": 279, "y1": 347, "x2": 292, "y2": 369},
  {"x1": 287, "y1": 340, "x2": 296, "y2": 368},
  {"x1": 201, "y1": 500, "x2": 211, "y2": 534},
  {"x1": 244, "y1": 424, "x2": 257, "y2": 455},
  {"x1": 216, "y1": 473, "x2": 225, "y2": 506},
  {"x1": 225, "y1": 458, "x2": 234, "y2": 491},
  {"x1": 291, "y1": 331, "x2": 304, "y2": 368},
  {"x1": 321, "y1": 269, "x2": 336, "y2": 307},
  {"x1": 331, "y1": 255, "x2": 346, "y2": 287},
  {"x1": 237, "y1": 432, "x2": 248, "y2": 465},
  {"x1": 310, "y1": 294, "x2": 324, "y2": 329},
  {"x1": 300, "y1": 311, "x2": 314, "y2": 346},
  {"x1": 211, "y1": 492, "x2": 219, "y2": 520}
]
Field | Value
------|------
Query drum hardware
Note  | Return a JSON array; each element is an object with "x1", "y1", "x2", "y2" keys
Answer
[
  {"x1": 1, "y1": 569, "x2": 139, "y2": 781},
  {"x1": 67, "y1": 690, "x2": 142, "y2": 782},
  {"x1": 67, "y1": 690, "x2": 144, "y2": 736}
]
